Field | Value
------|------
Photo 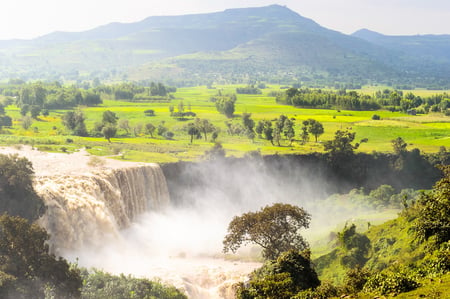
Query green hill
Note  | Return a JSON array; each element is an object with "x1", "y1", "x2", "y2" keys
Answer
[{"x1": 1, "y1": 5, "x2": 450, "y2": 86}]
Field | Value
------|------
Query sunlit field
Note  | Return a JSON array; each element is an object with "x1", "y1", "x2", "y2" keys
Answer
[{"x1": 1, "y1": 85, "x2": 449, "y2": 163}]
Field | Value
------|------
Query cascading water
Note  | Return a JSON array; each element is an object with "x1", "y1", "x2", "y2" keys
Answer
[
  {"x1": 33, "y1": 160, "x2": 260, "y2": 299},
  {"x1": 35, "y1": 164, "x2": 170, "y2": 252}
]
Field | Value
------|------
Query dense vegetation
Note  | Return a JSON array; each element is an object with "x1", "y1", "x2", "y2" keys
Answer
[{"x1": 227, "y1": 165, "x2": 450, "y2": 298}]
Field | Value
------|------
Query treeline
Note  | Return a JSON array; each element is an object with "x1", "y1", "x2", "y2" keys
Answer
[
  {"x1": 0, "y1": 80, "x2": 176, "y2": 113},
  {"x1": 277, "y1": 87, "x2": 450, "y2": 114},
  {"x1": 97, "y1": 82, "x2": 176, "y2": 101}
]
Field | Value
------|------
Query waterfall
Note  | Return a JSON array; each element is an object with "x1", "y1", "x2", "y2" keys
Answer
[{"x1": 35, "y1": 164, "x2": 170, "y2": 253}]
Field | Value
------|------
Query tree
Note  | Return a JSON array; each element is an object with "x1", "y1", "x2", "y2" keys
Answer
[
  {"x1": 236, "y1": 250, "x2": 320, "y2": 299},
  {"x1": 102, "y1": 124, "x2": 117, "y2": 142},
  {"x1": 256, "y1": 120, "x2": 274, "y2": 145},
  {"x1": 133, "y1": 123, "x2": 143, "y2": 136},
  {"x1": 0, "y1": 215, "x2": 82, "y2": 299},
  {"x1": 0, "y1": 154, "x2": 45, "y2": 222},
  {"x1": 102, "y1": 110, "x2": 118, "y2": 125},
  {"x1": 157, "y1": 122, "x2": 168, "y2": 136},
  {"x1": 21, "y1": 116, "x2": 33, "y2": 130},
  {"x1": 323, "y1": 130, "x2": 359, "y2": 157},
  {"x1": 118, "y1": 119, "x2": 130, "y2": 134},
  {"x1": 283, "y1": 118, "x2": 295, "y2": 146},
  {"x1": 300, "y1": 121, "x2": 310, "y2": 144},
  {"x1": 392, "y1": 137, "x2": 408, "y2": 155},
  {"x1": 195, "y1": 118, "x2": 215, "y2": 141},
  {"x1": 144, "y1": 123, "x2": 156, "y2": 137},
  {"x1": 30, "y1": 105, "x2": 41, "y2": 119},
  {"x1": 223, "y1": 203, "x2": 311, "y2": 260},
  {"x1": 306, "y1": 119, "x2": 324, "y2": 142},
  {"x1": 186, "y1": 123, "x2": 201, "y2": 144},
  {"x1": 414, "y1": 165, "x2": 450, "y2": 245},
  {"x1": 62, "y1": 111, "x2": 88, "y2": 137},
  {"x1": 215, "y1": 95, "x2": 237, "y2": 118}
]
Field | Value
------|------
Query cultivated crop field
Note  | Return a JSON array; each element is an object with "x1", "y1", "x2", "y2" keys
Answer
[{"x1": 1, "y1": 85, "x2": 449, "y2": 163}]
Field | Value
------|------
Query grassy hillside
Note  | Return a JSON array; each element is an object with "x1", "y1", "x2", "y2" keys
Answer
[
  {"x1": 1, "y1": 5, "x2": 450, "y2": 86},
  {"x1": 310, "y1": 165, "x2": 450, "y2": 298}
]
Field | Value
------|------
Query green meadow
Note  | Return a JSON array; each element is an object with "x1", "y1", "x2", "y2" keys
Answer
[{"x1": 1, "y1": 85, "x2": 449, "y2": 163}]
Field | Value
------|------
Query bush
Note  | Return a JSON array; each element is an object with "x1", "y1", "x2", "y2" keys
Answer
[
  {"x1": 81, "y1": 269, "x2": 187, "y2": 299},
  {"x1": 372, "y1": 114, "x2": 381, "y2": 120},
  {"x1": 363, "y1": 269, "x2": 420, "y2": 295}
]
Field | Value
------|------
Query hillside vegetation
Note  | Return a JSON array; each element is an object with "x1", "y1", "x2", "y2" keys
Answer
[{"x1": 1, "y1": 5, "x2": 450, "y2": 86}]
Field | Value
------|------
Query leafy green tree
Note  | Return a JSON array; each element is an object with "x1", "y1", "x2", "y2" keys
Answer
[
  {"x1": 392, "y1": 137, "x2": 408, "y2": 155},
  {"x1": 338, "y1": 224, "x2": 371, "y2": 268},
  {"x1": 21, "y1": 116, "x2": 33, "y2": 130},
  {"x1": 186, "y1": 123, "x2": 201, "y2": 144},
  {"x1": 133, "y1": 123, "x2": 143, "y2": 136},
  {"x1": 20, "y1": 104, "x2": 30, "y2": 116},
  {"x1": 62, "y1": 111, "x2": 88, "y2": 136},
  {"x1": 242, "y1": 113, "x2": 255, "y2": 132},
  {"x1": 283, "y1": 118, "x2": 295, "y2": 146},
  {"x1": 102, "y1": 110, "x2": 118, "y2": 125},
  {"x1": 0, "y1": 115, "x2": 12, "y2": 128},
  {"x1": 215, "y1": 94, "x2": 237, "y2": 118},
  {"x1": 414, "y1": 165, "x2": 450, "y2": 245},
  {"x1": 102, "y1": 124, "x2": 117, "y2": 143},
  {"x1": 256, "y1": 120, "x2": 274, "y2": 145},
  {"x1": 236, "y1": 250, "x2": 320, "y2": 299},
  {"x1": 306, "y1": 119, "x2": 324, "y2": 142},
  {"x1": 223, "y1": 203, "x2": 311, "y2": 260},
  {"x1": 195, "y1": 118, "x2": 215, "y2": 141},
  {"x1": 30, "y1": 105, "x2": 41, "y2": 119},
  {"x1": 0, "y1": 154, "x2": 45, "y2": 221},
  {"x1": 157, "y1": 122, "x2": 168, "y2": 136},
  {"x1": 323, "y1": 130, "x2": 359, "y2": 157},
  {"x1": 300, "y1": 121, "x2": 310, "y2": 144},
  {"x1": 0, "y1": 215, "x2": 82, "y2": 299},
  {"x1": 273, "y1": 125, "x2": 282, "y2": 146},
  {"x1": 144, "y1": 123, "x2": 156, "y2": 137},
  {"x1": 118, "y1": 119, "x2": 130, "y2": 134}
]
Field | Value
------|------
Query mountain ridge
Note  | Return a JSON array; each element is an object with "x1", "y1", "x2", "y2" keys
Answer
[{"x1": 0, "y1": 4, "x2": 449, "y2": 87}]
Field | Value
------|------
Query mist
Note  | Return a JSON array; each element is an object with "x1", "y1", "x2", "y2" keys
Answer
[{"x1": 40, "y1": 156, "x2": 385, "y2": 298}]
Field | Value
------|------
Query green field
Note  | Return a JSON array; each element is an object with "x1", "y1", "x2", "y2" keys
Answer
[{"x1": 1, "y1": 85, "x2": 449, "y2": 163}]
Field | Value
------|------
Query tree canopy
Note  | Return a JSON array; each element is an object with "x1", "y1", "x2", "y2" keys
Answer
[
  {"x1": 0, "y1": 214, "x2": 82, "y2": 298},
  {"x1": 223, "y1": 203, "x2": 311, "y2": 260},
  {"x1": 0, "y1": 154, "x2": 44, "y2": 221},
  {"x1": 414, "y1": 164, "x2": 450, "y2": 245}
]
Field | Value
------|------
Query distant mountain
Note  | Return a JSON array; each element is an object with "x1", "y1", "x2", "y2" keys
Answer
[
  {"x1": 0, "y1": 5, "x2": 450, "y2": 87},
  {"x1": 353, "y1": 28, "x2": 450, "y2": 63}
]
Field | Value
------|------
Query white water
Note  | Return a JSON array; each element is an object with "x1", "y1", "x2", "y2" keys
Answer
[{"x1": 35, "y1": 163, "x2": 260, "y2": 298}]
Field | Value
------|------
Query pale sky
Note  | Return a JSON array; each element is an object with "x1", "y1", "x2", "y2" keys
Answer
[{"x1": 1, "y1": 0, "x2": 449, "y2": 40}]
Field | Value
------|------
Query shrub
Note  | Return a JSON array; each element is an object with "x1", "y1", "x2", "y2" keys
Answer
[
  {"x1": 372, "y1": 114, "x2": 381, "y2": 120},
  {"x1": 363, "y1": 269, "x2": 420, "y2": 295}
]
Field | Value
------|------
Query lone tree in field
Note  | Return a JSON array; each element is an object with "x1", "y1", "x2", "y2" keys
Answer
[{"x1": 223, "y1": 203, "x2": 311, "y2": 260}]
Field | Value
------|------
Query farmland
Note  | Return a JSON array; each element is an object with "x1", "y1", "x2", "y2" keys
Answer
[{"x1": 1, "y1": 84, "x2": 449, "y2": 163}]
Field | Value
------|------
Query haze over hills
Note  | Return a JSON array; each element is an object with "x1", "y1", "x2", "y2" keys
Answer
[{"x1": 1, "y1": 4, "x2": 450, "y2": 87}]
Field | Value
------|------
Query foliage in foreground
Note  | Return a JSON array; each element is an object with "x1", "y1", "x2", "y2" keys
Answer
[
  {"x1": 0, "y1": 214, "x2": 82, "y2": 299},
  {"x1": 81, "y1": 269, "x2": 187, "y2": 299},
  {"x1": 235, "y1": 250, "x2": 320, "y2": 299},
  {"x1": 0, "y1": 153, "x2": 45, "y2": 221},
  {"x1": 233, "y1": 165, "x2": 450, "y2": 298}
]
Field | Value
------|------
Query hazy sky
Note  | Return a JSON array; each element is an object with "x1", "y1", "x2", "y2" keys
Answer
[{"x1": 1, "y1": 0, "x2": 449, "y2": 40}]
